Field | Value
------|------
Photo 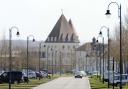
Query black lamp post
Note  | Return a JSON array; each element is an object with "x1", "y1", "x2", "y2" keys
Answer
[
  {"x1": 55, "y1": 50, "x2": 57, "y2": 74},
  {"x1": 74, "y1": 47, "x2": 77, "y2": 72},
  {"x1": 86, "y1": 54, "x2": 89, "y2": 73},
  {"x1": 96, "y1": 36, "x2": 101, "y2": 80},
  {"x1": 99, "y1": 26, "x2": 109, "y2": 84},
  {"x1": 105, "y1": 2, "x2": 122, "y2": 89},
  {"x1": 59, "y1": 51, "x2": 62, "y2": 76},
  {"x1": 39, "y1": 41, "x2": 44, "y2": 80},
  {"x1": 51, "y1": 48, "x2": 54, "y2": 77},
  {"x1": 46, "y1": 46, "x2": 49, "y2": 73},
  {"x1": 27, "y1": 35, "x2": 35, "y2": 83},
  {"x1": 99, "y1": 36, "x2": 104, "y2": 83},
  {"x1": 95, "y1": 44, "x2": 99, "y2": 78},
  {"x1": 9, "y1": 26, "x2": 20, "y2": 89},
  {"x1": 112, "y1": 57, "x2": 115, "y2": 89}
]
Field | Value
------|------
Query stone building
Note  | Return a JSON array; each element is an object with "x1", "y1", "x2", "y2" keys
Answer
[{"x1": 41, "y1": 14, "x2": 80, "y2": 73}]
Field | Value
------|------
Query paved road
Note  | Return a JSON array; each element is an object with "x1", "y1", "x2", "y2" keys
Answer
[{"x1": 32, "y1": 77, "x2": 91, "y2": 89}]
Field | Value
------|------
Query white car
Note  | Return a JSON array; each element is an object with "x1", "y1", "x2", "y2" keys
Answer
[
  {"x1": 79, "y1": 71, "x2": 86, "y2": 77},
  {"x1": 40, "y1": 71, "x2": 48, "y2": 77},
  {"x1": 28, "y1": 72, "x2": 36, "y2": 78},
  {"x1": 22, "y1": 69, "x2": 36, "y2": 79}
]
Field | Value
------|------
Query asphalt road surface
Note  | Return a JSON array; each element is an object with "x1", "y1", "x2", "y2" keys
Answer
[{"x1": 32, "y1": 77, "x2": 91, "y2": 89}]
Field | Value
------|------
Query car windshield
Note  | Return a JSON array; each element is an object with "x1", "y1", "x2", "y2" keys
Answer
[
  {"x1": 80, "y1": 71, "x2": 85, "y2": 73},
  {"x1": 75, "y1": 71, "x2": 81, "y2": 74}
]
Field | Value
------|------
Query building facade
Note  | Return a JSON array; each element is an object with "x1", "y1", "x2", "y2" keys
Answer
[{"x1": 41, "y1": 14, "x2": 80, "y2": 73}]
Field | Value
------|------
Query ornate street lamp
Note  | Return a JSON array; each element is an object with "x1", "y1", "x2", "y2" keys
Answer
[
  {"x1": 99, "y1": 26, "x2": 109, "y2": 84},
  {"x1": 96, "y1": 36, "x2": 102, "y2": 80},
  {"x1": 59, "y1": 51, "x2": 62, "y2": 76},
  {"x1": 46, "y1": 46, "x2": 49, "y2": 73},
  {"x1": 9, "y1": 26, "x2": 20, "y2": 89},
  {"x1": 39, "y1": 41, "x2": 44, "y2": 80},
  {"x1": 26, "y1": 35, "x2": 35, "y2": 83},
  {"x1": 105, "y1": 2, "x2": 122, "y2": 89},
  {"x1": 51, "y1": 48, "x2": 54, "y2": 77}
]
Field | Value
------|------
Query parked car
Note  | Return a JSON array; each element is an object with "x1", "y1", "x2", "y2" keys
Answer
[
  {"x1": 92, "y1": 71, "x2": 100, "y2": 76},
  {"x1": 104, "y1": 71, "x2": 118, "y2": 82},
  {"x1": 28, "y1": 71, "x2": 36, "y2": 78},
  {"x1": 0, "y1": 71, "x2": 23, "y2": 84},
  {"x1": 41, "y1": 70, "x2": 51, "y2": 74},
  {"x1": 74, "y1": 71, "x2": 83, "y2": 78},
  {"x1": 35, "y1": 72, "x2": 43, "y2": 78},
  {"x1": 109, "y1": 74, "x2": 128, "y2": 86},
  {"x1": 40, "y1": 71, "x2": 51, "y2": 79},
  {"x1": 22, "y1": 69, "x2": 36, "y2": 79}
]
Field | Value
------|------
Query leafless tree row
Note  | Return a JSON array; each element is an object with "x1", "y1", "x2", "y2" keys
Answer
[
  {"x1": 0, "y1": 34, "x2": 39, "y2": 71},
  {"x1": 109, "y1": 12, "x2": 128, "y2": 72}
]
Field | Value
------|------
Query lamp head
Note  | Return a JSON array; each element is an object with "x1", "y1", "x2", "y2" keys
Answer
[
  {"x1": 96, "y1": 40, "x2": 98, "y2": 43},
  {"x1": 99, "y1": 31, "x2": 102, "y2": 36},
  {"x1": 106, "y1": 10, "x2": 111, "y2": 15},
  {"x1": 33, "y1": 38, "x2": 35, "y2": 42},
  {"x1": 16, "y1": 31, "x2": 20, "y2": 36}
]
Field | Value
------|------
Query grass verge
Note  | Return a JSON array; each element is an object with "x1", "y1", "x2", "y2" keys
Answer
[
  {"x1": 89, "y1": 76, "x2": 109, "y2": 89},
  {"x1": 89, "y1": 76, "x2": 128, "y2": 89},
  {"x1": 0, "y1": 75, "x2": 59, "y2": 89}
]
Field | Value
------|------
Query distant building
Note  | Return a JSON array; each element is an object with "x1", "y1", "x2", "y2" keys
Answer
[
  {"x1": 77, "y1": 39, "x2": 108, "y2": 73},
  {"x1": 77, "y1": 42, "x2": 96, "y2": 73},
  {"x1": 42, "y1": 14, "x2": 80, "y2": 72}
]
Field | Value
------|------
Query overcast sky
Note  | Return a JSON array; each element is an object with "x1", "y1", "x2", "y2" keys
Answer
[{"x1": 0, "y1": 0, "x2": 127, "y2": 44}]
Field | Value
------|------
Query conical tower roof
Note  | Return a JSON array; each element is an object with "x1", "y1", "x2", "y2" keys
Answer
[
  {"x1": 45, "y1": 14, "x2": 79, "y2": 43},
  {"x1": 68, "y1": 19, "x2": 79, "y2": 42}
]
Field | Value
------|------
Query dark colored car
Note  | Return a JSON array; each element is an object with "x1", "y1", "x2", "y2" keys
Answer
[
  {"x1": 36, "y1": 72, "x2": 42, "y2": 78},
  {"x1": 74, "y1": 71, "x2": 83, "y2": 78},
  {"x1": 75, "y1": 74, "x2": 83, "y2": 78},
  {"x1": 0, "y1": 71, "x2": 23, "y2": 84}
]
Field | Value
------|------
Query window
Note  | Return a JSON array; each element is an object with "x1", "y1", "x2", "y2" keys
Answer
[
  {"x1": 62, "y1": 45, "x2": 65, "y2": 49},
  {"x1": 73, "y1": 45, "x2": 76, "y2": 49},
  {"x1": 54, "y1": 37, "x2": 56, "y2": 41},
  {"x1": 44, "y1": 45, "x2": 46, "y2": 47},
  {"x1": 51, "y1": 37, "x2": 53, "y2": 41},
  {"x1": 60, "y1": 34, "x2": 63, "y2": 41},
  {"x1": 42, "y1": 52, "x2": 46, "y2": 58},
  {"x1": 2, "y1": 73, "x2": 7, "y2": 77}
]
